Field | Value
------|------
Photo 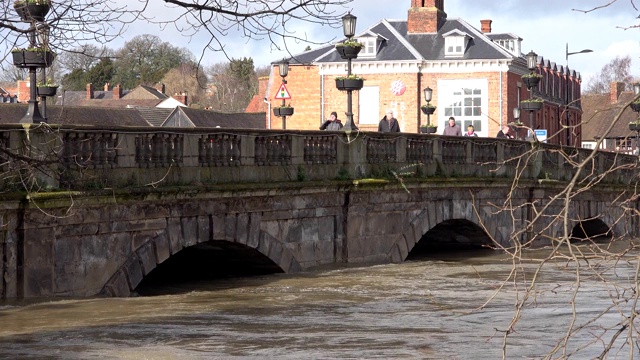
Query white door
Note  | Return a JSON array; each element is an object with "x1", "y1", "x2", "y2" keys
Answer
[{"x1": 358, "y1": 86, "x2": 380, "y2": 125}]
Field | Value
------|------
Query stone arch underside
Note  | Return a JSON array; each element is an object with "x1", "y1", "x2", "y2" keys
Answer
[
  {"x1": 101, "y1": 217, "x2": 302, "y2": 297},
  {"x1": 386, "y1": 199, "x2": 501, "y2": 263}
]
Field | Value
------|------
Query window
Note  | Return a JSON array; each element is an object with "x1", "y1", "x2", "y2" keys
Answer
[
  {"x1": 358, "y1": 86, "x2": 380, "y2": 125},
  {"x1": 438, "y1": 79, "x2": 488, "y2": 135},
  {"x1": 357, "y1": 37, "x2": 377, "y2": 58},
  {"x1": 445, "y1": 36, "x2": 466, "y2": 56}
]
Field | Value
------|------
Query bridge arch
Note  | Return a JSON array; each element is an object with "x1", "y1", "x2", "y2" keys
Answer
[
  {"x1": 570, "y1": 218, "x2": 613, "y2": 241},
  {"x1": 101, "y1": 224, "x2": 302, "y2": 297}
]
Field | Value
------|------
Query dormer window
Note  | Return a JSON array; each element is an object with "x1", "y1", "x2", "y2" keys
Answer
[
  {"x1": 357, "y1": 37, "x2": 378, "y2": 58},
  {"x1": 443, "y1": 30, "x2": 472, "y2": 57}
]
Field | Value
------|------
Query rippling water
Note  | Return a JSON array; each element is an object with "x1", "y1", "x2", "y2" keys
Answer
[{"x1": 1, "y1": 243, "x2": 639, "y2": 359}]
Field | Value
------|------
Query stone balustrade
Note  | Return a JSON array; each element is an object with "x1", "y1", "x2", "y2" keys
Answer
[{"x1": 0, "y1": 124, "x2": 637, "y2": 190}]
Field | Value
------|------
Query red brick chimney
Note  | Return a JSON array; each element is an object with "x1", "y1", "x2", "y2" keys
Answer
[
  {"x1": 17, "y1": 80, "x2": 29, "y2": 102},
  {"x1": 104, "y1": 82, "x2": 110, "y2": 91},
  {"x1": 113, "y1": 84, "x2": 122, "y2": 99},
  {"x1": 172, "y1": 92, "x2": 188, "y2": 106},
  {"x1": 155, "y1": 83, "x2": 165, "y2": 94},
  {"x1": 610, "y1": 82, "x2": 625, "y2": 104},
  {"x1": 408, "y1": 0, "x2": 446, "y2": 34},
  {"x1": 86, "y1": 83, "x2": 94, "y2": 99},
  {"x1": 480, "y1": 19, "x2": 492, "y2": 33}
]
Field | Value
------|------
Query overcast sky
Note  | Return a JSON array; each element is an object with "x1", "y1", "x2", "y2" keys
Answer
[{"x1": 113, "y1": 0, "x2": 640, "y2": 86}]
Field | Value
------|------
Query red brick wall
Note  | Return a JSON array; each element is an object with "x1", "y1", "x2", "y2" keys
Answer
[{"x1": 266, "y1": 65, "x2": 525, "y2": 137}]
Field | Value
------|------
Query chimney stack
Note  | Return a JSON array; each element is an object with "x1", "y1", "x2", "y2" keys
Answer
[
  {"x1": 104, "y1": 82, "x2": 110, "y2": 91},
  {"x1": 480, "y1": 19, "x2": 492, "y2": 33},
  {"x1": 86, "y1": 83, "x2": 94, "y2": 99},
  {"x1": 408, "y1": 0, "x2": 446, "y2": 34},
  {"x1": 172, "y1": 92, "x2": 188, "y2": 106},
  {"x1": 155, "y1": 83, "x2": 165, "y2": 94},
  {"x1": 113, "y1": 84, "x2": 122, "y2": 100},
  {"x1": 610, "y1": 82, "x2": 625, "y2": 104}
]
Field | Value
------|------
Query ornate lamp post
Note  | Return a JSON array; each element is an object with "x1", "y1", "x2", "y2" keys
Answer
[
  {"x1": 564, "y1": 43, "x2": 593, "y2": 146},
  {"x1": 13, "y1": 1, "x2": 55, "y2": 124},
  {"x1": 419, "y1": 86, "x2": 437, "y2": 133},
  {"x1": 341, "y1": 12, "x2": 358, "y2": 131},
  {"x1": 521, "y1": 50, "x2": 541, "y2": 140},
  {"x1": 278, "y1": 59, "x2": 290, "y2": 129}
]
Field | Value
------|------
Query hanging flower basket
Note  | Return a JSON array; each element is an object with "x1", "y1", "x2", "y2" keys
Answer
[
  {"x1": 629, "y1": 123, "x2": 640, "y2": 131},
  {"x1": 420, "y1": 126, "x2": 437, "y2": 134},
  {"x1": 335, "y1": 78, "x2": 364, "y2": 91},
  {"x1": 14, "y1": 1, "x2": 51, "y2": 22},
  {"x1": 37, "y1": 86, "x2": 58, "y2": 97},
  {"x1": 522, "y1": 76, "x2": 541, "y2": 89},
  {"x1": 520, "y1": 100, "x2": 543, "y2": 111},
  {"x1": 630, "y1": 102, "x2": 640, "y2": 112},
  {"x1": 273, "y1": 107, "x2": 294, "y2": 117},
  {"x1": 335, "y1": 45, "x2": 362, "y2": 60},
  {"x1": 421, "y1": 105, "x2": 436, "y2": 115},
  {"x1": 12, "y1": 49, "x2": 56, "y2": 68}
]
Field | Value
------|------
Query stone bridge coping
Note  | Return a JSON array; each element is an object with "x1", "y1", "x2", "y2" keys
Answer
[{"x1": 0, "y1": 124, "x2": 636, "y2": 188}]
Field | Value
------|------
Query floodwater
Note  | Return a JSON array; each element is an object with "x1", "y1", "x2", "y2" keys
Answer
[{"x1": 1, "y1": 241, "x2": 640, "y2": 359}]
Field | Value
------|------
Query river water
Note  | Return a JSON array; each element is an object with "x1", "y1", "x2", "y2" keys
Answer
[{"x1": 1, "y1": 241, "x2": 639, "y2": 359}]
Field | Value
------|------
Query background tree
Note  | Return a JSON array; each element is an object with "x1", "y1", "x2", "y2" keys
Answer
[
  {"x1": 111, "y1": 35, "x2": 192, "y2": 90},
  {"x1": 206, "y1": 58, "x2": 259, "y2": 112},
  {"x1": 583, "y1": 55, "x2": 635, "y2": 94},
  {"x1": 161, "y1": 62, "x2": 209, "y2": 107}
]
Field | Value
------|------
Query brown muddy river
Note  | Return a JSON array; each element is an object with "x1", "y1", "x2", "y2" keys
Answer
[{"x1": 1, "y1": 242, "x2": 639, "y2": 359}]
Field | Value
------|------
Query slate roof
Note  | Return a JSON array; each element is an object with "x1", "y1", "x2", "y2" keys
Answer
[
  {"x1": 287, "y1": 17, "x2": 519, "y2": 65},
  {"x1": 582, "y1": 91, "x2": 639, "y2": 141},
  {"x1": 162, "y1": 107, "x2": 266, "y2": 129},
  {"x1": 0, "y1": 103, "x2": 150, "y2": 126},
  {"x1": 130, "y1": 106, "x2": 173, "y2": 126}
]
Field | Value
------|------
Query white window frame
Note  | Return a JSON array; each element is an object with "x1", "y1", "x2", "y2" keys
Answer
[
  {"x1": 437, "y1": 79, "x2": 489, "y2": 137},
  {"x1": 445, "y1": 36, "x2": 466, "y2": 57},
  {"x1": 358, "y1": 86, "x2": 380, "y2": 125},
  {"x1": 357, "y1": 37, "x2": 377, "y2": 58}
]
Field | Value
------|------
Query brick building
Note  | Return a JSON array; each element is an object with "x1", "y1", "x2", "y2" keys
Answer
[{"x1": 265, "y1": 0, "x2": 584, "y2": 145}]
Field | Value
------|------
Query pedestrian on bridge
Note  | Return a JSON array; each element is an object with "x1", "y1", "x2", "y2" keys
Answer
[
  {"x1": 463, "y1": 124, "x2": 478, "y2": 137},
  {"x1": 320, "y1": 111, "x2": 343, "y2": 131},
  {"x1": 378, "y1": 110, "x2": 400, "y2": 132},
  {"x1": 496, "y1": 125, "x2": 515, "y2": 139},
  {"x1": 443, "y1": 117, "x2": 461, "y2": 136}
]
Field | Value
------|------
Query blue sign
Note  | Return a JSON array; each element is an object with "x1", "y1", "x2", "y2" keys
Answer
[{"x1": 534, "y1": 129, "x2": 547, "y2": 143}]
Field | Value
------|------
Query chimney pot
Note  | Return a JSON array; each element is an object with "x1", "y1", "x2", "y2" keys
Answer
[{"x1": 480, "y1": 19, "x2": 492, "y2": 33}]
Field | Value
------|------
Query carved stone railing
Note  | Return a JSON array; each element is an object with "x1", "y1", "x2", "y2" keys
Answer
[
  {"x1": 64, "y1": 132, "x2": 118, "y2": 168},
  {"x1": 255, "y1": 135, "x2": 291, "y2": 166},
  {"x1": 304, "y1": 135, "x2": 337, "y2": 164},
  {"x1": 0, "y1": 124, "x2": 635, "y2": 189},
  {"x1": 135, "y1": 133, "x2": 183, "y2": 167},
  {"x1": 366, "y1": 136, "x2": 397, "y2": 163},
  {"x1": 199, "y1": 134, "x2": 240, "y2": 167}
]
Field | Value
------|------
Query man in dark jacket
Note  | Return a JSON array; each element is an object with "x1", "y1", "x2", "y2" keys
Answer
[
  {"x1": 320, "y1": 111, "x2": 343, "y2": 130},
  {"x1": 378, "y1": 110, "x2": 400, "y2": 132}
]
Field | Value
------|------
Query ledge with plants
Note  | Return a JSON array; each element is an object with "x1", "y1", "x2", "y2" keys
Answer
[
  {"x1": 419, "y1": 123, "x2": 438, "y2": 134},
  {"x1": 273, "y1": 104, "x2": 294, "y2": 117},
  {"x1": 335, "y1": 75, "x2": 365, "y2": 91},
  {"x1": 11, "y1": 46, "x2": 55, "y2": 68},
  {"x1": 36, "y1": 79, "x2": 58, "y2": 97},
  {"x1": 14, "y1": 0, "x2": 51, "y2": 22},
  {"x1": 520, "y1": 98, "x2": 544, "y2": 111},
  {"x1": 420, "y1": 104, "x2": 436, "y2": 115},
  {"x1": 521, "y1": 72, "x2": 542, "y2": 89},
  {"x1": 335, "y1": 38, "x2": 363, "y2": 59}
]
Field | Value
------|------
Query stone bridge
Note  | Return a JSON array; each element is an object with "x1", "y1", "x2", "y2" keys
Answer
[{"x1": 0, "y1": 124, "x2": 637, "y2": 298}]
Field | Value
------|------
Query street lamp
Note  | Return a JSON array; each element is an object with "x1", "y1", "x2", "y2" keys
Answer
[
  {"x1": 37, "y1": 23, "x2": 50, "y2": 121},
  {"x1": 423, "y1": 86, "x2": 433, "y2": 128},
  {"x1": 278, "y1": 59, "x2": 289, "y2": 129},
  {"x1": 564, "y1": 43, "x2": 593, "y2": 146},
  {"x1": 513, "y1": 107, "x2": 521, "y2": 139},
  {"x1": 341, "y1": 12, "x2": 358, "y2": 131},
  {"x1": 524, "y1": 50, "x2": 538, "y2": 138}
]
